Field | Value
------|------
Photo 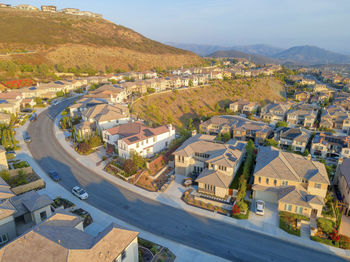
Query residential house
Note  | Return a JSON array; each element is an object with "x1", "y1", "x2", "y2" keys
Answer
[
  {"x1": 333, "y1": 96, "x2": 350, "y2": 111},
  {"x1": 0, "y1": 146, "x2": 8, "y2": 171},
  {"x1": 82, "y1": 104, "x2": 129, "y2": 131},
  {"x1": 0, "y1": 100, "x2": 20, "y2": 114},
  {"x1": 200, "y1": 115, "x2": 273, "y2": 144},
  {"x1": 60, "y1": 8, "x2": 80, "y2": 14},
  {"x1": 260, "y1": 102, "x2": 291, "y2": 122},
  {"x1": 294, "y1": 91, "x2": 310, "y2": 102},
  {"x1": 0, "y1": 210, "x2": 139, "y2": 262},
  {"x1": 69, "y1": 97, "x2": 107, "y2": 117},
  {"x1": 173, "y1": 134, "x2": 246, "y2": 199},
  {"x1": 320, "y1": 105, "x2": 350, "y2": 133},
  {"x1": 41, "y1": 5, "x2": 56, "y2": 12},
  {"x1": 311, "y1": 133, "x2": 350, "y2": 159},
  {"x1": 286, "y1": 105, "x2": 318, "y2": 128},
  {"x1": 115, "y1": 122, "x2": 175, "y2": 159},
  {"x1": 253, "y1": 146, "x2": 330, "y2": 218},
  {"x1": 20, "y1": 98, "x2": 36, "y2": 109},
  {"x1": 0, "y1": 186, "x2": 53, "y2": 245},
  {"x1": 229, "y1": 100, "x2": 258, "y2": 114},
  {"x1": 16, "y1": 4, "x2": 39, "y2": 10},
  {"x1": 335, "y1": 158, "x2": 350, "y2": 216},
  {"x1": 86, "y1": 84, "x2": 128, "y2": 104},
  {"x1": 0, "y1": 92, "x2": 23, "y2": 101},
  {"x1": 276, "y1": 127, "x2": 310, "y2": 153}
]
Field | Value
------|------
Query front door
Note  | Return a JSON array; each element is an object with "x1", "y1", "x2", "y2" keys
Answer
[{"x1": 311, "y1": 209, "x2": 318, "y2": 218}]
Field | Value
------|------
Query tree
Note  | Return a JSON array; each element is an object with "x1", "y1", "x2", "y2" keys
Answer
[
  {"x1": 264, "y1": 138, "x2": 278, "y2": 148},
  {"x1": 303, "y1": 149, "x2": 310, "y2": 157},
  {"x1": 130, "y1": 151, "x2": 146, "y2": 169},
  {"x1": 56, "y1": 90, "x2": 64, "y2": 97},
  {"x1": 123, "y1": 159, "x2": 137, "y2": 176},
  {"x1": 189, "y1": 79, "x2": 193, "y2": 87},
  {"x1": 88, "y1": 136, "x2": 102, "y2": 148},
  {"x1": 77, "y1": 141, "x2": 91, "y2": 154},
  {"x1": 276, "y1": 121, "x2": 288, "y2": 128},
  {"x1": 222, "y1": 132, "x2": 231, "y2": 142},
  {"x1": 187, "y1": 118, "x2": 194, "y2": 131},
  {"x1": 214, "y1": 103, "x2": 220, "y2": 113}
]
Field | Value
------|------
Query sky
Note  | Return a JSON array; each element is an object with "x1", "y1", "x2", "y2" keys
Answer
[{"x1": 6, "y1": 0, "x2": 350, "y2": 54}]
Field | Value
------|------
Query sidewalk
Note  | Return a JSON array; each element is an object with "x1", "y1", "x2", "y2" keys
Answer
[
  {"x1": 52, "y1": 113, "x2": 350, "y2": 258},
  {"x1": 13, "y1": 108, "x2": 230, "y2": 262}
]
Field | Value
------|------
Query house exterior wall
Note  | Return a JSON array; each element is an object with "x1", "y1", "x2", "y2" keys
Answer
[
  {"x1": 339, "y1": 175, "x2": 350, "y2": 208},
  {"x1": 0, "y1": 216, "x2": 16, "y2": 243},
  {"x1": 306, "y1": 182, "x2": 328, "y2": 198},
  {"x1": 0, "y1": 150, "x2": 8, "y2": 170},
  {"x1": 278, "y1": 202, "x2": 311, "y2": 217},
  {"x1": 32, "y1": 206, "x2": 52, "y2": 225},
  {"x1": 114, "y1": 237, "x2": 139, "y2": 262},
  {"x1": 98, "y1": 118, "x2": 129, "y2": 131}
]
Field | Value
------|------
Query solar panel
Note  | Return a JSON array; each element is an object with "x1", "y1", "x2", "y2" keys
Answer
[
  {"x1": 143, "y1": 129, "x2": 154, "y2": 137},
  {"x1": 128, "y1": 136, "x2": 139, "y2": 142}
]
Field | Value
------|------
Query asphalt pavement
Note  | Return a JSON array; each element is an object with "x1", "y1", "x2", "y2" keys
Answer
[{"x1": 27, "y1": 100, "x2": 349, "y2": 262}]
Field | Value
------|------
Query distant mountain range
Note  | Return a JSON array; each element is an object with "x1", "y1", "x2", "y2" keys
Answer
[
  {"x1": 209, "y1": 50, "x2": 279, "y2": 65},
  {"x1": 167, "y1": 42, "x2": 350, "y2": 65}
]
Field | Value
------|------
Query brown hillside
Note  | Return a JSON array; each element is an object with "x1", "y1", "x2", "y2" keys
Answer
[
  {"x1": 132, "y1": 78, "x2": 285, "y2": 128},
  {"x1": 0, "y1": 8, "x2": 203, "y2": 71}
]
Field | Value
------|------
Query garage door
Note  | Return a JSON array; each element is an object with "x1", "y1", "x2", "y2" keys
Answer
[{"x1": 254, "y1": 190, "x2": 278, "y2": 203}]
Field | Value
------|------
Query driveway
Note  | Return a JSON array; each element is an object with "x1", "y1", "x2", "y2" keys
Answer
[
  {"x1": 340, "y1": 214, "x2": 350, "y2": 237},
  {"x1": 250, "y1": 200, "x2": 279, "y2": 226}
]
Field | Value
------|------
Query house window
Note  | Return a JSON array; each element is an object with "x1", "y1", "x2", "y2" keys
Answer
[
  {"x1": 296, "y1": 206, "x2": 303, "y2": 214},
  {"x1": 274, "y1": 179, "x2": 277, "y2": 186},
  {"x1": 0, "y1": 234, "x2": 8, "y2": 245},
  {"x1": 266, "y1": 178, "x2": 269, "y2": 185},
  {"x1": 282, "y1": 181, "x2": 288, "y2": 186},
  {"x1": 285, "y1": 204, "x2": 292, "y2": 212},
  {"x1": 258, "y1": 177, "x2": 261, "y2": 183},
  {"x1": 40, "y1": 211, "x2": 47, "y2": 221},
  {"x1": 121, "y1": 250, "x2": 127, "y2": 260},
  {"x1": 315, "y1": 183, "x2": 321, "y2": 189}
]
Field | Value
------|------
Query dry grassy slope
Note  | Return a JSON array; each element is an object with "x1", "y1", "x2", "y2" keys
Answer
[
  {"x1": 0, "y1": 8, "x2": 203, "y2": 70},
  {"x1": 132, "y1": 77, "x2": 285, "y2": 128}
]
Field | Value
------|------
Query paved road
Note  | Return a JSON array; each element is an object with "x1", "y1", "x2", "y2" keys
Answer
[{"x1": 27, "y1": 100, "x2": 349, "y2": 262}]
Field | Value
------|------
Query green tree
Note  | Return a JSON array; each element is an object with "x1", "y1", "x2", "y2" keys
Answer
[
  {"x1": 276, "y1": 121, "x2": 288, "y2": 128},
  {"x1": 264, "y1": 138, "x2": 278, "y2": 148},
  {"x1": 56, "y1": 90, "x2": 64, "y2": 97},
  {"x1": 189, "y1": 79, "x2": 193, "y2": 87},
  {"x1": 130, "y1": 151, "x2": 146, "y2": 169},
  {"x1": 222, "y1": 132, "x2": 231, "y2": 142},
  {"x1": 214, "y1": 103, "x2": 220, "y2": 113}
]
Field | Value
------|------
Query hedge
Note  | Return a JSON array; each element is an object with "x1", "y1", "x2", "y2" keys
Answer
[{"x1": 280, "y1": 217, "x2": 300, "y2": 236}]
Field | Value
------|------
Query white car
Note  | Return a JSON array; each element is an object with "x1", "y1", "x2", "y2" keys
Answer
[
  {"x1": 256, "y1": 200, "x2": 265, "y2": 216},
  {"x1": 72, "y1": 186, "x2": 88, "y2": 200}
]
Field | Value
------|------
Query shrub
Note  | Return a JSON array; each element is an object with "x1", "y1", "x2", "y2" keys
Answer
[
  {"x1": 311, "y1": 236, "x2": 339, "y2": 248},
  {"x1": 77, "y1": 142, "x2": 92, "y2": 154},
  {"x1": 88, "y1": 136, "x2": 102, "y2": 148},
  {"x1": 317, "y1": 218, "x2": 335, "y2": 234},
  {"x1": 280, "y1": 217, "x2": 300, "y2": 236},
  {"x1": 123, "y1": 159, "x2": 137, "y2": 176},
  {"x1": 236, "y1": 200, "x2": 248, "y2": 212},
  {"x1": 0, "y1": 170, "x2": 10, "y2": 183}
]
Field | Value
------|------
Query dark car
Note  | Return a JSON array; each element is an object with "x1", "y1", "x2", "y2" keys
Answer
[{"x1": 48, "y1": 170, "x2": 61, "y2": 182}]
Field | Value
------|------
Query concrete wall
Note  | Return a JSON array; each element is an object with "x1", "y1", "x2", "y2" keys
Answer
[
  {"x1": 11, "y1": 179, "x2": 45, "y2": 195},
  {"x1": 0, "y1": 150, "x2": 8, "y2": 170},
  {"x1": 0, "y1": 216, "x2": 16, "y2": 243}
]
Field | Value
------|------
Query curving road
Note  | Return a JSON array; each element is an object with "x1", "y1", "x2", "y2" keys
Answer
[{"x1": 27, "y1": 100, "x2": 348, "y2": 262}]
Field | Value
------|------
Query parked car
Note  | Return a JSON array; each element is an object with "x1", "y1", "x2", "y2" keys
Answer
[
  {"x1": 23, "y1": 132, "x2": 31, "y2": 143},
  {"x1": 29, "y1": 112, "x2": 37, "y2": 121},
  {"x1": 256, "y1": 200, "x2": 265, "y2": 216},
  {"x1": 48, "y1": 170, "x2": 61, "y2": 182},
  {"x1": 72, "y1": 186, "x2": 88, "y2": 200}
]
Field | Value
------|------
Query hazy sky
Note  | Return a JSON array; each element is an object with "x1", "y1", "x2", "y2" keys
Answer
[{"x1": 7, "y1": 0, "x2": 350, "y2": 54}]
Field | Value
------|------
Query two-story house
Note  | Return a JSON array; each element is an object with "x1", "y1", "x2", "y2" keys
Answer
[
  {"x1": 200, "y1": 115, "x2": 272, "y2": 144},
  {"x1": 260, "y1": 102, "x2": 291, "y2": 122},
  {"x1": 173, "y1": 134, "x2": 246, "y2": 199},
  {"x1": 286, "y1": 104, "x2": 318, "y2": 128},
  {"x1": 311, "y1": 133, "x2": 350, "y2": 159},
  {"x1": 320, "y1": 105, "x2": 350, "y2": 133},
  {"x1": 229, "y1": 100, "x2": 258, "y2": 115},
  {"x1": 276, "y1": 127, "x2": 310, "y2": 153},
  {"x1": 115, "y1": 122, "x2": 175, "y2": 159},
  {"x1": 253, "y1": 146, "x2": 330, "y2": 218},
  {"x1": 335, "y1": 158, "x2": 350, "y2": 216}
]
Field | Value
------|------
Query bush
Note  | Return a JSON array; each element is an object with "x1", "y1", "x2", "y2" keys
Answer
[
  {"x1": 317, "y1": 218, "x2": 335, "y2": 234},
  {"x1": 280, "y1": 211, "x2": 310, "y2": 221},
  {"x1": 123, "y1": 159, "x2": 137, "y2": 176},
  {"x1": 280, "y1": 217, "x2": 300, "y2": 236},
  {"x1": 77, "y1": 142, "x2": 92, "y2": 154},
  {"x1": 311, "y1": 236, "x2": 339, "y2": 248},
  {"x1": 0, "y1": 170, "x2": 10, "y2": 183},
  {"x1": 88, "y1": 136, "x2": 102, "y2": 148}
]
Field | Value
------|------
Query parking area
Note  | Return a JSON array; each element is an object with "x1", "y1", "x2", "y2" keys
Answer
[{"x1": 249, "y1": 200, "x2": 279, "y2": 226}]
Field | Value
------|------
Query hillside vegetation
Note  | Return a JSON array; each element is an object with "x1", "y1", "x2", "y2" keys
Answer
[
  {"x1": 0, "y1": 8, "x2": 203, "y2": 80},
  {"x1": 132, "y1": 77, "x2": 285, "y2": 128}
]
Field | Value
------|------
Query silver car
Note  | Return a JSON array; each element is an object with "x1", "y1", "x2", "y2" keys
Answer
[{"x1": 72, "y1": 186, "x2": 88, "y2": 200}]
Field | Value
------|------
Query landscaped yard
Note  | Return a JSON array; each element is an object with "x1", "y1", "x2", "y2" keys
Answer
[
  {"x1": 279, "y1": 211, "x2": 309, "y2": 236},
  {"x1": 138, "y1": 238, "x2": 175, "y2": 262}
]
